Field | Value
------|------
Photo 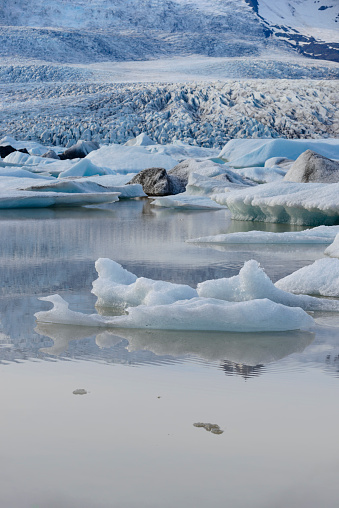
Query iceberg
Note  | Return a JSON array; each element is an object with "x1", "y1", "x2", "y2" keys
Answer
[
  {"x1": 86, "y1": 144, "x2": 178, "y2": 173},
  {"x1": 35, "y1": 294, "x2": 314, "y2": 332},
  {"x1": 0, "y1": 190, "x2": 120, "y2": 209},
  {"x1": 219, "y1": 138, "x2": 339, "y2": 168},
  {"x1": 151, "y1": 192, "x2": 226, "y2": 210},
  {"x1": 215, "y1": 181, "x2": 339, "y2": 225},
  {"x1": 197, "y1": 260, "x2": 339, "y2": 312},
  {"x1": 57, "y1": 159, "x2": 115, "y2": 178},
  {"x1": 275, "y1": 258, "x2": 339, "y2": 297},
  {"x1": 188, "y1": 225, "x2": 339, "y2": 245},
  {"x1": 324, "y1": 233, "x2": 339, "y2": 258},
  {"x1": 92, "y1": 258, "x2": 198, "y2": 307}
]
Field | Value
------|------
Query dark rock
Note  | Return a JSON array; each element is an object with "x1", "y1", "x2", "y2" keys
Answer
[
  {"x1": 59, "y1": 140, "x2": 100, "y2": 160},
  {"x1": 18, "y1": 148, "x2": 29, "y2": 154},
  {"x1": 127, "y1": 167, "x2": 171, "y2": 196},
  {"x1": 42, "y1": 150, "x2": 60, "y2": 159},
  {"x1": 0, "y1": 145, "x2": 17, "y2": 158},
  {"x1": 284, "y1": 150, "x2": 339, "y2": 183}
]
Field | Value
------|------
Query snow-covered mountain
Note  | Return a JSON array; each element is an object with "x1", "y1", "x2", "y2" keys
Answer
[{"x1": 0, "y1": 0, "x2": 337, "y2": 63}]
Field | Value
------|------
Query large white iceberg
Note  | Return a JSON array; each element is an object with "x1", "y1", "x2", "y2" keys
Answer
[
  {"x1": 214, "y1": 181, "x2": 339, "y2": 225},
  {"x1": 57, "y1": 159, "x2": 115, "y2": 178},
  {"x1": 219, "y1": 138, "x2": 339, "y2": 168},
  {"x1": 0, "y1": 190, "x2": 120, "y2": 209},
  {"x1": 86, "y1": 144, "x2": 178, "y2": 173},
  {"x1": 197, "y1": 260, "x2": 339, "y2": 312},
  {"x1": 275, "y1": 258, "x2": 339, "y2": 297},
  {"x1": 35, "y1": 294, "x2": 314, "y2": 332},
  {"x1": 188, "y1": 225, "x2": 339, "y2": 245},
  {"x1": 324, "y1": 233, "x2": 339, "y2": 258},
  {"x1": 92, "y1": 258, "x2": 198, "y2": 307}
]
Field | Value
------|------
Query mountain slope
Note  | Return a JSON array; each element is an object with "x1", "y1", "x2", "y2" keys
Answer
[{"x1": 0, "y1": 0, "x2": 337, "y2": 63}]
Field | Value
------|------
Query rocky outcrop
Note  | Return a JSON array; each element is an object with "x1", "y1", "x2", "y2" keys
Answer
[
  {"x1": 0, "y1": 145, "x2": 28, "y2": 158},
  {"x1": 59, "y1": 140, "x2": 99, "y2": 160},
  {"x1": 127, "y1": 167, "x2": 172, "y2": 196},
  {"x1": 284, "y1": 150, "x2": 339, "y2": 183}
]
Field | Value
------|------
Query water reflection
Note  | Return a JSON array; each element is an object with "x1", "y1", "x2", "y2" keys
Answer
[{"x1": 34, "y1": 323, "x2": 315, "y2": 377}]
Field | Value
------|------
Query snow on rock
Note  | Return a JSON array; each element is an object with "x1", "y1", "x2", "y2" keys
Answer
[
  {"x1": 324, "y1": 234, "x2": 339, "y2": 258},
  {"x1": 189, "y1": 225, "x2": 339, "y2": 245},
  {"x1": 219, "y1": 138, "x2": 339, "y2": 168},
  {"x1": 35, "y1": 294, "x2": 314, "y2": 332},
  {"x1": 215, "y1": 181, "x2": 339, "y2": 226},
  {"x1": 59, "y1": 140, "x2": 99, "y2": 160},
  {"x1": 92, "y1": 258, "x2": 198, "y2": 308},
  {"x1": 151, "y1": 192, "x2": 226, "y2": 210},
  {"x1": 86, "y1": 144, "x2": 178, "y2": 174},
  {"x1": 42, "y1": 150, "x2": 60, "y2": 159},
  {"x1": 275, "y1": 258, "x2": 339, "y2": 297},
  {"x1": 284, "y1": 150, "x2": 339, "y2": 183},
  {"x1": 197, "y1": 260, "x2": 339, "y2": 312}
]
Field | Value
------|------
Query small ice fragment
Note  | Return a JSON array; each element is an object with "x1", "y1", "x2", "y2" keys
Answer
[{"x1": 73, "y1": 388, "x2": 87, "y2": 395}]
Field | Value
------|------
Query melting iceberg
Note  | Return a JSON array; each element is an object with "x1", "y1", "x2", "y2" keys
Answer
[
  {"x1": 92, "y1": 258, "x2": 198, "y2": 307},
  {"x1": 275, "y1": 258, "x2": 339, "y2": 297},
  {"x1": 188, "y1": 225, "x2": 339, "y2": 245},
  {"x1": 214, "y1": 182, "x2": 339, "y2": 226},
  {"x1": 197, "y1": 260, "x2": 339, "y2": 312},
  {"x1": 35, "y1": 294, "x2": 314, "y2": 332}
]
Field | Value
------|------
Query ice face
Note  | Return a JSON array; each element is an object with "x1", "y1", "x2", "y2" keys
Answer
[
  {"x1": 324, "y1": 234, "x2": 339, "y2": 258},
  {"x1": 214, "y1": 182, "x2": 339, "y2": 226},
  {"x1": 275, "y1": 258, "x2": 339, "y2": 297}
]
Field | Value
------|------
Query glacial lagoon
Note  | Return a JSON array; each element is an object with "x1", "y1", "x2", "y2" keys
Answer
[{"x1": 1, "y1": 199, "x2": 338, "y2": 508}]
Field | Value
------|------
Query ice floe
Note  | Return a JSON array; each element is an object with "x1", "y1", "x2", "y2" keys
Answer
[
  {"x1": 35, "y1": 294, "x2": 314, "y2": 332},
  {"x1": 0, "y1": 190, "x2": 120, "y2": 209},
  {"x1": 188, "y1": 225, "x2": 339, "y2": 245},
  {"x1": 197, "y1": 260, "x2": 339, "y2": 312},
  {"x1": 151, "y1": 192, "x2": 226, "y2": 210},
  {"x1": 275, "y1": 258, "x2": 339, "y2": 297},
  {"x1": 214, "y1": 182, "x2": 339, "y2": 225},
  {"x1": 324, "y1": 234, "x2": 339, "y2": 258}
]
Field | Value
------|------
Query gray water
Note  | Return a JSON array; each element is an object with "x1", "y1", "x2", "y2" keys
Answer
[{"x1": 0, "y1": 199, "x2": 338, "y2": 508}]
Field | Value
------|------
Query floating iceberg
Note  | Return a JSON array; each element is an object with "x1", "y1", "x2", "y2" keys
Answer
[
  {"x1": 188, "y1": 225, "x2": 339, "y2": 245},
  {"x1": 197, "y1": 260, "x2": 339, "y2": 312},
  {"x1": 219, "y1": 138, "x2": 339, "y2": 168},
  {"x1": 275, "y1": 258, "x2": 339, "y2": 297},
  {"x1": 92, "y1": 258, "x2": 198, "y2": 307},
  {"x1": 35, "y1": 294, "x2": 314, "y2": 332},
  {"x1": 0, "y1": 190, "x2": 120, "y2": 209},
  {"x1": 284, "y1": 150, "x2": 339, "y2": 184},
  {"x1": 151, "y1": 192, "x2": 226, "y2": 210},
  {"x1": 324, "y1": 234, "x2": 339, "y2": 258},
  {"x1": 57, "y1": 159, "x2": 115, "y2": 178},
  {"x1": 214, "y1": 181, "x2": 339, "y2": 225}
]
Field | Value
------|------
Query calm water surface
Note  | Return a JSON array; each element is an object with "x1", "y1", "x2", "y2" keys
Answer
[{"x1": 0, "y1": 199, "x2": 338, "y2": 508}]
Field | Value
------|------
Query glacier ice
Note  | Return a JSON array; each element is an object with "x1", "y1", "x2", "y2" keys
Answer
[
  {"x1": 57, "y1": 159, "x2": 115, "y2": 178},
  {"x1": 0, "y1": 190, "x2": 120, "y2": 209},
  {"x1": 275, "y1": 258, "x2": 339, "y2": 297},
  {"x1": 151, "y1": 193, "x2": 226, "y2": 210},
  {"x1": 197, "y1": 260, "x2": 339, "y2": 312},
  {"x1": 188, "y1": 225, "x2": 339, "y2": 245},
  {"x1": 35, "y1": 294, "x2": 314, "y2": 333},
  {"x1": 324, "y1": 234, "x2": 339, "y2": 258},
  {"x1": 215, "y1": 181, "x2": 339, "y2": 226}
]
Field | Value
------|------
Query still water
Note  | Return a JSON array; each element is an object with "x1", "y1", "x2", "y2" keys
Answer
[{"x1": 0, "y1": 199, "x2": 338, "y2": 508}]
